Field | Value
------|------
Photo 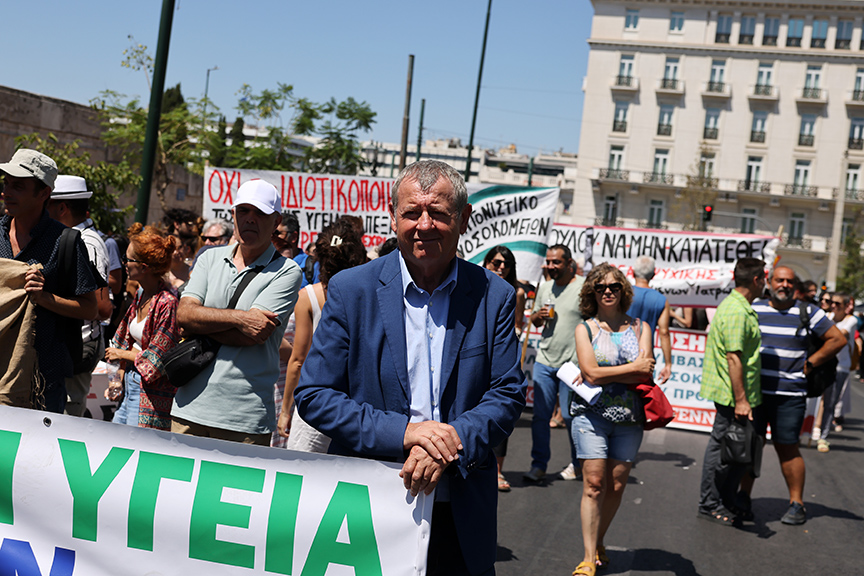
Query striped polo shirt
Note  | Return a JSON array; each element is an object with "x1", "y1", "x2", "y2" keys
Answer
[{"x1": 753, "y1": 298, "x2": 834, "y2": 396}]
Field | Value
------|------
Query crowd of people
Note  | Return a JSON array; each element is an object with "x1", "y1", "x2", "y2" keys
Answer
[{"x1": 0, "y1": 148, "x2": 858, "y2": 576}]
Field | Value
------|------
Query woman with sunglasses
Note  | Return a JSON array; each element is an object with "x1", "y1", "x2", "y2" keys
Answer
[
  {"x1": 105, "y1": 224, "x2": 181, "y2": 430},
  {"x1": 482, "y1": 246, "x2": 527, "y2": 492},
  {"x1": 570, "y1": 263, "x2": 655, "y2": 576}
]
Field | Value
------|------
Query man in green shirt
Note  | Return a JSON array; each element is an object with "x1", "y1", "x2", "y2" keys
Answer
[{"x1": 697, "y1": 257, "x2": 765, "y2": 525}]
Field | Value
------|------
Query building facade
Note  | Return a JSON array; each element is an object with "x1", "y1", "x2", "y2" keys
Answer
[{"x1": 571, "y1": 0, "x2": 864, "y2": 285}]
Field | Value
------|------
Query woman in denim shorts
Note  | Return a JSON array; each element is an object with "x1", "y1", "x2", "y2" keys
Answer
[{"x1": 569, "y1": 263, "x2": 655, "y2": 576}]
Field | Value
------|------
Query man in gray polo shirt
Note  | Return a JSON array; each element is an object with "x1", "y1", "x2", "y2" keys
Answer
[{"x1": 172, "y1": 180, "x2": 302, "y2": 444}]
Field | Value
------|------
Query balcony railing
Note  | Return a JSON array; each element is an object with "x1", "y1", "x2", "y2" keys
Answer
[
  {"x1": 612, "y1": 120, "x2": 627, "y2": 132},
  {"x1": 751, "y1": 130, "x2": 766, "y2": 143},
  {"x1": 785, "y1": 184, "x2": 817, "y2": 197},
  {"x1": 763, "y1": 35, "x2": 778, "y2": 46},
  {"x1": 687, "y1": 175, "x2": 718, "y2": 188},
  {"x1": 715, "y1": 32, "x2": 730, "y2": 43},
  {"x1": 595, "y1": 217, "x2": 623, "y2": 227},
  {"x1": 802, "y1": 87, "x2": 822, "y2": 99},
  {"x1": 739, "y1": 34, "x2": 754, "y2": 45},
  {"x1": 703, "y1": 127, "x2": 718, "y2": 139},
  {"x1": 598, "y1": 168, "x2": 629, "y2": 181},
  {"x1": 638, "y1": 220, "x2": 669, "y2": 230},
  {"x1": 798, "y1": 134, "x2": 815, "y2": 147},
  {"x1": 706, "y1": 81, "x2": 726, "y2": 93},
  {"x1": 784, "y1": 235, "x2": 812, "y2": 249},
  {"x1": 615, "y1": 75, "x2": 635, "y2": 87},
  {"x1": 643, "y1": 172, "x2": 674, "y2": 185},
  {"x1": 836, "y1": 38, "x2": 852, "y2": 49},
  {"x1": 657, "y1": 123, "x2": 672, "y2": 136},
  {"x1": 787, "y1": 36, "x2": 802, "y2": 47},
  {"x1": 852, "y1": 90, "x2": 864, "y2": 102},
  {"x1": 844, "y1": 187, "x2": 864, "y2": 201},
  {"x1": 738, "y1": 180, "x2": 771, "y2": 193},
  {"x1": 752, "y1": 84, "x2": 775, "y2": 97},
  {"x1": 660, "y1": 78, "x2": 679, "y2": 90},
  {"x1": 850, "y1": 138, "x2": 864, "y2": 150},
  {"x1": 811, "y1": 38, "x2": 826, "y2": 48}
]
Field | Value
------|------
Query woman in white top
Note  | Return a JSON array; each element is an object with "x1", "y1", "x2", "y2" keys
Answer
[{"x1": 276, "y1": 218, "x2": 368, "y2": 451}]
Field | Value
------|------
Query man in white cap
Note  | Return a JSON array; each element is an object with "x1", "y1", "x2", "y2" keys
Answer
[
  {"x1": 172, "y1": 179, "x2": 302, "y2": 444},
  {"x1": 0, "y1": 149, "x2": 99, "y2": 412},
  {"x1": 47, "y1": 175, "x2": 114, "y2": 416}
]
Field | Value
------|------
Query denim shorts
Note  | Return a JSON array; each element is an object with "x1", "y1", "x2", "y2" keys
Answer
[
  {"x1": 571, "y1": 410, "x2": 644, "y2": 462},
  {"x1": 754, "y1": 394, "x2": 806, "y2": 445}
]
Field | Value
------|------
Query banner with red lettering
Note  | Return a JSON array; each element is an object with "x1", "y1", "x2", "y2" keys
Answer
[
  {"x1": 549, "y1": 224, "x2": 779, "y2": 307},
  {"x1": 655, "y1": 328, "x2": 715, "y2": 432}
]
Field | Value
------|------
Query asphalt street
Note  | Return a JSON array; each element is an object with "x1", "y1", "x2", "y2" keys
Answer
[{"x1": 494, "y1": 377, "x2": 864, "y2": 576}]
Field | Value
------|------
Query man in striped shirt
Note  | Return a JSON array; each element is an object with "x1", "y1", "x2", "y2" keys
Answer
[{"x1": 747, "y1": 266, "x2": 844, "y2": 525}]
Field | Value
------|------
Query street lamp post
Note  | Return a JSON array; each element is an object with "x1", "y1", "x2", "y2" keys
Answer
[{"x1": 202, "y1": 65, "x2": 219, "y2": 137}]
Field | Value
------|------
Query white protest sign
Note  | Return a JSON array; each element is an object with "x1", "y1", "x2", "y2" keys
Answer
[
  {"x1": 652, "y1": 328, "x2": 715, "y2": 432},
  {"x1": 549, "y1": 224, "x2": 778, "y2": 307},
  {"x1": 0, "y1": 406, "x2": 431, "y2": 576}
]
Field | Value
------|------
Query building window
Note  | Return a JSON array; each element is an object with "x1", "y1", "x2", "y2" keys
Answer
[
  {"x1": 744, "y1": 156, "x2": 763, "y2": 190},
  {"x1": 789, "y1": 212, "x2": 806, "y2": 241},
  {"x1": 603, "y1": 195, "x2": 618, "y2": 224},
  {"x1": 763, "y1": 17, "x2": 780, "y2": 46},
  {"x1": 854, "y1": 68, "x2": 864, "y2": 101},
  {"x1": 811, "y1": 19, "x2": 828, "y2": 48},
  {"x1": 625, "y1": 9, "x2": 639, "y2": 30},
  {"x1": 741, "y1": 208, "x2": 757, "y2": 234},
  {"x1": 842, "y1": 218, "x2": 854, "y2": 245},
  {"x1": 613, "y1": 101, "x2": 628, "y2": 132},
  {"x1": 739, "y1": 16, "x2": 756, "y2": 44},
  {"x1": 799, "y1": 114, "x2": 815, "y2": 147},
  {"x1": 850, "y1": 118, "x2": 864, "y2": 150},
  {"x1": 617, "y1": 55, "x2": 634, "y2": 86},
  {"x1": 716, "y1": 14, "x2": 732, "y2": 43},
  {"x1": 837, "y1": 19, "x2": 854, "y2": 49},
  {"x1": 751, "y1": 111, "x2": 767, "y2": 143},
  {"x1": 704, "y1": 109, "x2": 720, "y2": 139},
  {"x1": 648, "y1": 199, "x2": 665, "y2": 227},
  {"x1": 669, "y1": 11, "x2": 684, "y2": 32},
  {"x1": 608, "y1": 145, "x2": 625, "y2": 179},
  {"x1": 699, "y1": 153, "x2": 715, "y2": 179},
  {"x1": 708, "y1": 60, "x2": 726, "y2": 91},
  {"x1": 657, "y1": 105, "x2": 674, "y2": 136},
  {"x1": 662, "y1": 57, "x2": 679, "y2": 89},
  {"x1": 804, "y1": 65, "x2": 821, "y2": 99},
  {"x1": 847, "y1": 164, "x2": 861, "y2": 196},
  {"x1": 787, "y1": 18, "x2": 804, "y2": 47},
  {"x1": 792, "y1": 160, "x2": 811, "y2": 194},
  {"x1": 755, "y1": 63, "x2": 773, "y2": 95},
  {"x1": 653, "y1": 149, "x2": 670, "y2": 176}
]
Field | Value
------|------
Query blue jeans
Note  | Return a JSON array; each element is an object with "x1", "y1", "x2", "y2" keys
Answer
[
  {"x1": 112, "y1": 369, "x2": 141, "y2": 427},
  {"x1": 531, "y1": 362, "x2": 578, "y2": 471}
]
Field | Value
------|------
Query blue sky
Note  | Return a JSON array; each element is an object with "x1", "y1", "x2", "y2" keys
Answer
[{"x1": 2, "y1": 1, "x2": 591, "y2": 155}]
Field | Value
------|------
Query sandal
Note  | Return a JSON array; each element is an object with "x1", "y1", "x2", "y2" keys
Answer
[
  {"x1": 572, "y1": 561, "x2": 596, "y2": 576},
  {"x1": 497, "y1": 473, "x2": 511, "y2": 492},
  {"x1": 550, "y1": 417, "x2": 566, "y2": 428},
  {"x1": 595, "y1": 545, "x2": 609, "y2": 569},
  {"x1": 697, "y1": 507, "x2": 736, "y2": 526}
]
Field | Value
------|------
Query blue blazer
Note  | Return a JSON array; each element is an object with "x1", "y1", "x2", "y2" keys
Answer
[{"x1": 295, "y1": 251, "x2": 526, "y2": 574}]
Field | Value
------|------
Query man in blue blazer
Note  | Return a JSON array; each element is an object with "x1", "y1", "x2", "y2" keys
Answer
[{"x1": 295, "y1": 160, "x2": 526, "y2": 576}]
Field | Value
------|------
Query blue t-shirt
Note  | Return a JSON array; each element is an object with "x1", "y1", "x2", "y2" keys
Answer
[
  {"x1": 627, "y1": 285, "x2": 666, "y2": 334},
  {"x1": 293, "y1": 252, "x2": 320, "y2": 288},
  {"x1": 753, "y1": 299, "x2": 834, "y2": 396}
]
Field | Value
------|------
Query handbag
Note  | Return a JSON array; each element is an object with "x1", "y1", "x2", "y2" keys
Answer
[
  {"x1": 720, "y1": 418, "x2": 763, "y2": 478},
  {"x1": 163, "y1": 255, "x2": 275, "y2": 387},
  {"x1": 797, "y1": 302, "x2": 837, "y2": 398},
  {"x1": 633, "y1": 381, "x2": 674, "y2": 430}
]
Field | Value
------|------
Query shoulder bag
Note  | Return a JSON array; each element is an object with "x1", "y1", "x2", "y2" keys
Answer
[{"x1": 797, "y1": 302, "x2": 837, "y2": 398}]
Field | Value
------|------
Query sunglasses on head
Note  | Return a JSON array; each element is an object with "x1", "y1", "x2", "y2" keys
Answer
[{"x1": 594, "y1": 282, "x2": 623, "y2": 294}]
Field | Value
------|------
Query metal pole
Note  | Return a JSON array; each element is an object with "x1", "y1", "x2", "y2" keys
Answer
[
  {"x1": 135, "y1": 0, "x2": 176, "y2": 224},
  {"x1": 527, "y1": 156, "x2": 534, "y2": 186},
  {"x1": 465, "y1": 0, "x2": 493, "y2": 182},
  {"x1": 827, "y1": 154, "x2": 849, "y2": 289},
  {"x1": 416, "y1": 98, "x2": 425, "y2": 162},
  {"x1": 201, "y1": 66, "x2": 218, "y2": 137},
  {"x1": 399, "y1": 55, "x2": 414, "y2": 172}
]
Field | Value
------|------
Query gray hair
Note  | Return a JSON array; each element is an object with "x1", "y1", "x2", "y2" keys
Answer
[
  {"x1": 203, "y1": 218, "x2": 234, "y2": 238},
  {"x1": 390, "y1": 160, "x2": 468, "y2": 214},
  {"x1": 633, "y1": 255, "x2": 656, "y2": 281}
]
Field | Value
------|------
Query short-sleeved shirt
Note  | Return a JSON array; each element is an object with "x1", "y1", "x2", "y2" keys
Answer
[
  {"x1": 753, "y1": 298, "x2": 834, "y2": 396},
  {"x1": 75, "y1": 219, "x2": 109, "y2": 343},
  {"x1": 532, "y1": 277, "x2": 585, "y2": 367},
  {"x1": 835, "y1": 314, "x2": 858, "y2": 371},
  {"x1": 700, "y1": 289, "x2": 762, "y2": 407},
  {"x1": 0, "y1": 212, "x2": 99, "y2": 389},
  {"x1": 627, "y1": 285, "x2": 666, "y2": 334},
  {"x1": 172, "y1": 243, "x2": 302, "y2": 434}
]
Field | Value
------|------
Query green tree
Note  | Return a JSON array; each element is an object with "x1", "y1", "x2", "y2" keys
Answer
[
  {"x1": 15, "y1": 133, "x2": 137, "y2": 236},
  {"x1": 301, "y1": 97, "x2": 376, "y2": 175},
  {"x1": 671, "y1": 145, "x2": 718, "y2": 231},
  {"x1": 206, "y1": 115, "x2": 228, "y2": 167},
  {"x1": 837, "y1": 212, "x2": 864, "y2": 300}
]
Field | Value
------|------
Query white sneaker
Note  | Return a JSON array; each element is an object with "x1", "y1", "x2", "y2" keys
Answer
[{"x1": 559, "y1": 463, "x2": 580, "y2": 480}]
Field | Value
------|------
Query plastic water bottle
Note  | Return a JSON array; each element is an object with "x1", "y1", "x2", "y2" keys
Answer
[{"x1": 106, "y1": 361, "x2": 122, "y2": 401}]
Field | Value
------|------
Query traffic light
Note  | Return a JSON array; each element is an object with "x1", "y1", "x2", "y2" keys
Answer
[{"x1": 702, "y1": 205, "x2": 713, "y2": 222}]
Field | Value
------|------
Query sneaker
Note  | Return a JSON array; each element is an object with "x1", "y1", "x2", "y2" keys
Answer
[
  {"x1": 810, "y1": 427, "x2": 821, "y2": 442},
  {"x1": 781, "y1": 502, "x2": 807, "y2": 525},
  {"x1": 523, "y1": 467, "x2": 546, "y2": 482},
  {"x1": 559, "y1": 463, "x2": 581, "y2": 481},
  {"x1": 817, "y1": 439, "x2": 830, "y2": 453}
]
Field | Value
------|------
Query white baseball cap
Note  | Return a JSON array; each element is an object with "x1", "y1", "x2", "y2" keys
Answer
[
  {"x1": 0, "y1": 148, "x2": 58, "y2": 190},
  {"x1": 232, "y1": 180, "x2": 280, "y2": 215},
  {"x1": 51, "y1": 175, "x2": 93, "y2": 200}
]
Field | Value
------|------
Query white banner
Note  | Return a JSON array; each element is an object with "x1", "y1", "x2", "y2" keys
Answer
[
  {"x1": 549, "y1": 224, "x2": 778, "y2": 307},
  {"x1": 653, "y1": 328, "x2": 714, "y2": 433},
  {"x1": 0, "y1": 406, "x2": 431, "y2": 576}
]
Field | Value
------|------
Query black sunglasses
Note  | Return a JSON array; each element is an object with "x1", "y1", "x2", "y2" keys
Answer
[
  {"x1": 594, "y1": 282, "x2": 623, "y2": 294},
  {"x1": 202, "y1": 235, "x2": 228, "y2": 242},
  {"x1": 122, "y1": 256, "x2": 146, "y2": 265}
]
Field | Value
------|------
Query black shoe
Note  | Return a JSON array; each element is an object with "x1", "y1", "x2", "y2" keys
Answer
[
  {"x1": 781, "y1": 502, "x2": 806, "y2": 525},
  {"x1": 732, "y1": 490, "x2": 754, "y2": 522}
]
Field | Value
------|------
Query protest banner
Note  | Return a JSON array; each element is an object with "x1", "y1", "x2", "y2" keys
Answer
[
  {"x1": 549, "y1": 223, "x2": 779, "y2": 307},
  {"x1": 654, "y1": 328, "x2": 714, "y2": 433},
  {"x1": 0, "y1": 406, "x2": 432, "y2": 576}
]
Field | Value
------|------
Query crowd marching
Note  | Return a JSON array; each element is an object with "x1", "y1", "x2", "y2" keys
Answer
[{"x1": 0, "y1": 148, "x2": 858, "y2": 576}]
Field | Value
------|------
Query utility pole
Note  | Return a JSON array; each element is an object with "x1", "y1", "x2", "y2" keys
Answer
[
  {"x1": 399, "y1": 55, "x2": 414, "y2": 172},
  {"x1": 416, "y1": 98, "x2": 425, "y2": 162},
  {"x1": 201, "y1": 65, "x2": 219, "y2": 137},
  {"x1": 827, "y1": 153, "x2": 849, "y2": 289},
  {"x1": 135, "y1": 0, "x2": 176, "y2": 224},
  {"x1": 465, "y1": 0, "x2": 493, "y2": 182}
]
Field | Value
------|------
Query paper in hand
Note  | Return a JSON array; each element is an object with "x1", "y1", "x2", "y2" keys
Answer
[{"x1": 556, "y1": 361, "x2": 602, "y2": 405}]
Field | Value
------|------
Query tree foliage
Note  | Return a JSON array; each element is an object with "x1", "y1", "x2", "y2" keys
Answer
[
  {"x1": 672, "y1": 145, "x2": 718, "y2": 231},
  {"x1": 15, "y1": 133, "x2": 137, "y2": 236},
  {"x1": 301, "y1": 97, "x2": 377, "y2": 175},
  {"x1": 836, "y1": 212, "x2": 864, "y2": 300}
]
